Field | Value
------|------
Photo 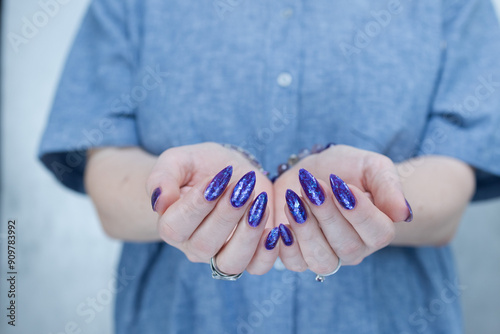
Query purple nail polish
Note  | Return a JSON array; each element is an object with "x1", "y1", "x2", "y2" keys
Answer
[
  {"x1": 248, "y1": 192, "x2": 268, "y2": 227},
  {"x1": 279, "y1": 224, "x2": 294, "y2": 246},
  {"x1": 299, "y1": 169, "x2": 325, "y2": 206},
  {"x1": 405, "y1": 199, "x2": 413, "y2": 222},
  {"x1": 151, "y1": 187, "x2": 161, "y2": 212},
  {"x1": 330, "y1": 174, "x2": 356, "y2": 210},
  {"x1": 204, "y1": 166, "x2": 233, "y2": 201},
  {"x1": 231, "y1": 171, "x2": 256, "y2": 208},
  {"x1": 265, "y1": 227, "x2": 280, "y2": 250},
  {"x1": 286, "y1": 189, "x2": 307, "y2": 224}
]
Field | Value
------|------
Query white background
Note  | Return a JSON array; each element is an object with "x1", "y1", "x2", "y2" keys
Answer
[{"x1": 1, "y1": 0, "x2": 500, "y2": 333}]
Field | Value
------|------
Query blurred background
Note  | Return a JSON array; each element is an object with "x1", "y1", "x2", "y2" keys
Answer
[{"x1": 1, "y1": 0, "x2": 499, "y2": 333}]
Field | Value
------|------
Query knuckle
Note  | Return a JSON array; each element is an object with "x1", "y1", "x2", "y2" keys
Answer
[
  {"x1": 347, "y1": 257, "x2": 364, "y2": 266},
  {"x1": 189, "y1": 238, "x2": 218, "y2": 260},
  {"x1": 218, "y1": 262, "x2": 243, "y2": 276},
  {"x1": 177, "y1": 201, "x2": 199, "y2": 223},
  {"x1": 310, "y1": 261, "x2": 336, "y2": 276},
  {"x1": 246, "y1": 267, "x2": 265, "y2": 276},
  {"x1": 370, "y1": 226, "x2": 395, "y2": 249},
  {"x1": 378, "y1": 155, "x2": 394, "y2": 168},
  {"x1": 317, "y1": 210, "x2": 340, "y2": 227},
  {"x1": 289, "y1": 263, "x2": 307, "y2": 272},
  {"x1": 352, "y1": 213, "x2": 372, "y2": 229},
  {"x1": 336, "y1": 240, "x2": 364, "y2": 259},
  {"x1": 185, "y1": 252, "x2": 203, "y2": 263},
  {"x1": 159, "y1": 222, "x2": 186, "y2": 244},
  {"x1": 212, "y1": 210, "x2": 237, "y2": 229}
]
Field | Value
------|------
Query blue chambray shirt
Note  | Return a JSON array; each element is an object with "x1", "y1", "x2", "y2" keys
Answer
[{"x1": 39, "y1": 0, "x2": 500, "y2": 333}]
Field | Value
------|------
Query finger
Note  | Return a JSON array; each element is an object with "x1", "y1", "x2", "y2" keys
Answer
[
  {"x1": 330, "y1": 174, "x2": 396, "y2": 251},
  {"x1": 298, "y1": 171, "x2": 366, "y2": 265},
  {"x1": 277, "y1": 224, "x2": 308, "y2": 272},
  {"x1": 272, "y1": 175, "x2": 305, "y2": 271},
  {"x1": 187, "y1": 171, "x2": 256, "y2": 261},
  {"x1": 246, "y1": 227, "x2": 280, "y2": 275},
  {"x1": 284, "y1": 189, "x2": 339, "y2": 275},
  {"x1": 157, "y1": 166, "x2": 233, "y2": 246},
  {"x1": 362, "y1": 155, "x2": 410, "y2": 222},
  {"x1": 216, "y1": 192, "x2": 269, "y2": 275},
  {"x1": 146, "y1": 147, "x2": 191, "y2": 215}
]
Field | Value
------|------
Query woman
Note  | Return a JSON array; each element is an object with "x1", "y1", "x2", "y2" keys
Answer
[{"x1": 39, "y1": 0, "x2": 500, "y2": 333}]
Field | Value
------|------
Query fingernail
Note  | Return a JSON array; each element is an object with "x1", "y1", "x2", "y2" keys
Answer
[
  {"x1": 405, "y1": 199, "x2": 413, "y2": 222},
  {"x1": 286, "y1": 189, "x2": 307, "y2": 224},
  {"x1": 204, "y1": 166, "x2": 233, "y2": 201},
  {"x1": 330, "y1": 174, "x2": 356, "y2": 210},
  {"x1": 248, "y1": 192, "x2": 268, "y2": 227},
  {"x1": 265, "y1": 227, "x2": 280, "y2": 250},
  {"x1": 299, "y1": 169, "x2": 325, "y2": 206},
  {"x1": 279, "y1": 224, "x2": 294, "y2": 246},
  {"x1": 151, "y1": 187, "x2": 161, "y2": 212},
  {"x1": 231, "y1": 171, "x2": 256, "y2": 207}
]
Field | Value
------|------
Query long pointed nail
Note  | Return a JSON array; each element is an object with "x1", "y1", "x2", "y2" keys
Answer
[
  {"x1": 151, "y1": 187, "x2": 161, "y2": 212},
  {"x1": 286, "y1": 189, "x2": 307, "y2": 224},
  {"x1": 299, "y1": 169, "x2": 325, "y2": 206},
  {"x1": 248, "y1": 192, "x2": 268, "y2": 227},
  {"x1": 204, "y1": 166, "x2": 233, "y2": 201},
  {"x1": 279, "y1": 224, "x2": 294, "y2": 246},
  {"x1": 231, "y1": 171, "x2": 256, "y2": 207},
  {"x1": 265, "y1": 227, "x2": 280, "y2": 250},
  {"x1": 330, "y1": 174, "x2": 356, "y2": 210},
  {"x1": 405, "y1": 199, "x2": 413, "y2": 222}
]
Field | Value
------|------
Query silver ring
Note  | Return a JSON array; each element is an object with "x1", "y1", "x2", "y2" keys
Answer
[
  {"x1": 315, "y1": 258, "x2": 342, "y2": 283},
  {"x1": 210, "y1": 256, "x2": 243, "y2": 281}
]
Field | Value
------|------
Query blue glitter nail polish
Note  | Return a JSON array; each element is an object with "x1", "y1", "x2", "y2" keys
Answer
[
  {"x1": 279, "y1": 224, "x2": 294, "y2": 246},
  {"x1": 231, "y1": 171, "x2": 256, "y2": 208},
  {"x1": 299, "y1": 169, "x2": 325, "y2": 206},
  {"x1": 286, "y1": 189, "x2": 307, "y2": 224},
  {"x1": 248, "y1": 192, "x2": 268, "y2": 227},
  {"x1": 265, "y1": 227, "x2": 280, "y2": 250},
  {"x1": 204, "y1": 166, "x2": 233, "y2": 201},
  {"x1": 151, "y1": 187, "x2": 161, "y2": 212},
  {"x1": 405, "y1": 199, "x2": 413, "y2": 222},
  {"x1": 330, "y1": 174, "x2": 356, "y2": 210}
]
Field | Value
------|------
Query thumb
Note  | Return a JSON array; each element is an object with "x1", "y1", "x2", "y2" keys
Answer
[
  {"x1": 146, "y1": 148, "x2": 192, "y2": 215},
  {"x1": 363, "y1": 156, "x2": 410, "y2": 222}
]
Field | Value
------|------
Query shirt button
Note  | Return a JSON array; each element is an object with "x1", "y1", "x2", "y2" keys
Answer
[
  {"x1": 277, "y1": 72, "x2": 293, "y2": 87},
  {"x1": 282, "y1": 8, "x2": 294, "y2": 19},
  {"x1": 273, "y1": 257, "x2": 286, "y2": 271}
]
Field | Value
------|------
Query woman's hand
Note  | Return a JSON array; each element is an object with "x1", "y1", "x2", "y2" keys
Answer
[
  {"x1": 147, "y1": 143, "x2": 278, "y2": 275},
  {"x1": 273, "y1": 145, "x2": 411, "y2": 275}
]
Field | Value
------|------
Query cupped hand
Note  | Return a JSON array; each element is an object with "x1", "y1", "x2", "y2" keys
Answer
[
  {"x1": 146, "y1": 143, "x2": 278, "y2": 275},
  {"x1": 273, "y1": 145, "x2": 412, "y2": 275}
]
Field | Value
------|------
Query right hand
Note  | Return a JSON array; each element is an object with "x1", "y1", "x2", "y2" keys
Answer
[{"x1": 147, "y1": 143, "x2": 278, "y2": 275}]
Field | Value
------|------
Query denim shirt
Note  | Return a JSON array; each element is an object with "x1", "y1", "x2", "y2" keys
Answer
[{"x1": 39, "y1": 0, "x2": 500, "y2": 333}]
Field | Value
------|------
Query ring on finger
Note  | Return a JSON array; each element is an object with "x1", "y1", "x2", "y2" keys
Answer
[
  {"x1": 315, "y1": 258, "x2": 342, "y2": 283},
  {"x1": 210, "y1": 256, "x2": 243, "y2": 281}
]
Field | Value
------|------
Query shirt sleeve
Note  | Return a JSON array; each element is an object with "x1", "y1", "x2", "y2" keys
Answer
[
  {"x1": 419, "y1": 0, "x2": 500, "y2": 201},
  {"x1": 38, "y1": 0, "x2": 138, "y2": 193}
]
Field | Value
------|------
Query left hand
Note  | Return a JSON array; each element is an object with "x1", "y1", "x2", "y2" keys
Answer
[{"x1": 273, "y1": 145, "x2": 411, "y2": 275}]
